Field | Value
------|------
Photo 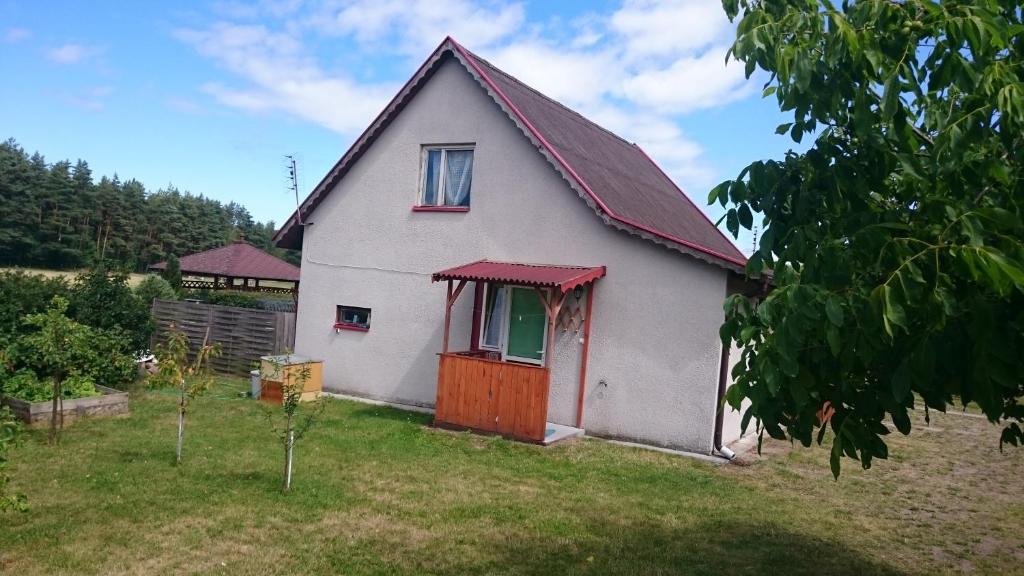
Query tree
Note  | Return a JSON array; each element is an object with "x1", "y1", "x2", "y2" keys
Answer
[
  {"x1": 18, "y1": 297, "x2": 87, "y2": 443},
  {"x1": 149, "y1": 324, "x2": 220, "y2": 465},
  {"x1": 134, "y1": 275, "x2": 177, "y2": 306},
  {"x1": 162, "y1": 254, "x2": 182, "y2": 294},
  {"x1": 69, "y1": 264, "x2": 152, "y2": 353},
  {"x1": 263, "y1": 357, "x2": 323, "y2": 492},
  {"x1": 714, "y1": 0, "x2": 1023, "y2": 476}
]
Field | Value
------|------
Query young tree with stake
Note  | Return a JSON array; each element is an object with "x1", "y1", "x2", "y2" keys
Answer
[
  {"x1": 149, "y1": 324, "x2": 220, "y2": 465},
  {"x1": 263, "y1": 357, "x2": 323, "y2": 492}
]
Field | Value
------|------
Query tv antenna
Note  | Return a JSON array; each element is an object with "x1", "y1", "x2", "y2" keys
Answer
[{"x1": 286, "y1": 155, "x2": 304, "y2": 226}]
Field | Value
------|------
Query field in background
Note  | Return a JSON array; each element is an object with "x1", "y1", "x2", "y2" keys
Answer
[
  {"x1": 0, "y1": 266, "x2": 149, "y2": 287},
  {"x1": 1, "y1": 380, "x2": 1020, "y2": 575}
]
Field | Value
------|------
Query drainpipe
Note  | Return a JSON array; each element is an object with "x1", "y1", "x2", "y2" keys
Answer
[{"x1": 713, "y1": 341, "x2": 736, "y2": 460}]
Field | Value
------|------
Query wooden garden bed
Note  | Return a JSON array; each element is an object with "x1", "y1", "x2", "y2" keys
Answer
[{"x1": 1, "y1": 385, "x2": 129, "y2": 426}]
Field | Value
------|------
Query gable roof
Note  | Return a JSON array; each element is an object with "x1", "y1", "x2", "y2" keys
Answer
[
  {"x1": 273, "y1": 37, "x2": 746, "y2": 271},
  {"x1": 150, "y1": 240, "x2": 300, "y2": 282}
]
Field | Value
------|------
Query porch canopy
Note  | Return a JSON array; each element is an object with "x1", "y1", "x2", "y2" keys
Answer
[{"x1": 430, "y1": 259, "x2": 605, "y2": 442}]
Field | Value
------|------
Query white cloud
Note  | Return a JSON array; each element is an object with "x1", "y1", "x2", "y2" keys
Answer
[
  {"x1": 175, "y1": 23, "x2": 396, "y2": 133},
  {"x1": 46, "y1": 43, "x2": 98, "y2": 64},
  {"x1": 312, "y1": 0, "x2": 525, "y2": 57},
  {"x1": 486, "y1": 40, "x2": 620, "y2": 109},
  {"x1": 610, "y1": 0, "x2": 732, "y2": 60},
  {"x1": 3, "y1": 28, "x2": 31, "y2": 43},
  {"x1": 621, "y1": 44, "x2": 750, "y2": 113},
  {"x1": 175, "y1": 0, "x2": 753, "y2": 191}
]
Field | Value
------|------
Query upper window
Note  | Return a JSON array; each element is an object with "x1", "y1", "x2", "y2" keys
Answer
[{"x1": 419, "y1": 146, "x2": 473, "y2": 208}]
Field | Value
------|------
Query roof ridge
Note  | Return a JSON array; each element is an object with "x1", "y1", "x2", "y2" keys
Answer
[{"x1": 460, "y1": 47, "x2": 637, "y2": 149}]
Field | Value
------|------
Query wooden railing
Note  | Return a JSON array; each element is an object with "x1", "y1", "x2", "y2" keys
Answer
[{"x1": 434, "y1": 352, "x2": 550, "y2": 442}]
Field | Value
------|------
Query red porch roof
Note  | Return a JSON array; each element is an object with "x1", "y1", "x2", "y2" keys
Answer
[{"x1": 432, "y1": 260, "x2": 605, "y2": 293}]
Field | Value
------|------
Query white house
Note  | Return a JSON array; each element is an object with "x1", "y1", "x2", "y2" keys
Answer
[{"x1": 274, "y1": 37, "x2": 753, "y2": 455}]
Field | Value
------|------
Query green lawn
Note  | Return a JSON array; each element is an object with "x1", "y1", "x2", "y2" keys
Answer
[{"x1": 2, "y1": 380, "x2": 1021, "y2": 575}]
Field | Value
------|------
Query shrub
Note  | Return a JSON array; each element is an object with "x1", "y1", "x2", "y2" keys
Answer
[
  {"x1": 0, "y1": 271, "x2": 70, "y2": 345},
  {"x1": 184, "y1": 289, "x2": 264, "y2": 309},
  {"x1": 162, "y1": 254, "x2": 182, "y2": 294},
  {"x1": 135, "y1": 275, "x2": 177, "y2": 306},
  {"x1": 0, "y1": 370, "x2": 50, "y2": 402},
  {"x1": 69, "y1": 264, "x2": 152, "y2": 353},
  {"x1": 10, "y1": 297, "x2": 135, "y2": 392}
]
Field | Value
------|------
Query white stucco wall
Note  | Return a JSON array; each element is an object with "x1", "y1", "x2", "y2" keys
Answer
[{"x1": 294, "y1": 58, "x2": 731, "y2": 452}]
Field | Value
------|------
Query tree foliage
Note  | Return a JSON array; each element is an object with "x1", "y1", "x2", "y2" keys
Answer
[
  {"x1": 0, "y1": 138, "x2": 299, "y2": 271},
  {"x1": 714, "y1": 0, "x2": 1023, "y2": 475},
  {"x1": 134, "y1": 275, "x2": 178, "y2": 306},
  {"x1": 69, "y1": 264, "x2": 153, "y2": 352}
]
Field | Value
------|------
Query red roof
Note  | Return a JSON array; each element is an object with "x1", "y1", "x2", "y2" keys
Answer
[
  {"x1": 150, "y1": 240, "x2": 300, "y2": 282},
  {"x1": 433, "y1": 260, "x2": 605, "y2": 294},
  {"x1": 274, "y1": 37, "x2": 745, "y2": 271}
]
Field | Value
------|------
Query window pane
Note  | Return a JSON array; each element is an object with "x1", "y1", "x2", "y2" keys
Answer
[
  {"x1": 443, "y1": 150, "x2": 473, "y2": 207},
  {"x1": 481, "y1": 285, "x2": 505, "y2": 349},
  {"x1": 422, "y1": 149, "x2": 441, "y2": 205}
]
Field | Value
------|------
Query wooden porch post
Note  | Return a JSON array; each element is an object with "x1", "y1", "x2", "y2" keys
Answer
[
  {"x1": 576, "y1": 282, "x2": 595, "y2": 428},
  {"x1": 535, "y1": 288, "x2": 565, "y2": 369},
  {"x1": 442, "y1": 279, "x2": 469, "y2": 354},
  {"x1": 443, "y1": 280, "x2": 453, "y2": 353}
]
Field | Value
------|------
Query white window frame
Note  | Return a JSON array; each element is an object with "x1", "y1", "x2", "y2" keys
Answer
[
  {"x1": 418, "y1": 145, "x2": 474, "y2": 207},
  {"x1": 477, "y1": 284, "x2": 549, "y2": 366}
]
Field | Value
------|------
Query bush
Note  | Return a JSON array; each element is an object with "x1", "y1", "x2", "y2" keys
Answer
[
  {"x1": 184, "y1": 289, "x2": 264, "y2": 309},
  {"x1": 69, "y1": 264, "x2": 152, "y2": 353},
  {"x1": 0, "y1": 370, "x2": 100, "y2": 403},
  {"x1": 0, "y1": 370, "x2": 50, "y2": 402},
  {"x1": 9, "y1": 297, "x2": 136, "y2": 392},
  {"x1": 0, "y1": 272, "x2": 70, "y2": 345},
  {"x1": 135, "y1": 275, "x2": 177, "y2": 306}
]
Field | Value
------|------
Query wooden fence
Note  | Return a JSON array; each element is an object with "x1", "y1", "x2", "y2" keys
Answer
[
  {"x1": 150, "y1": 299, "x2": 296, "y2": 375},
  {"x1": 434, "y1": 353, "x2": 550, "y2": 442}
]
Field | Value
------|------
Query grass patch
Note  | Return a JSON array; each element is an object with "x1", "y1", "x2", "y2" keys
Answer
[{"x1": 2, "y1": 379, "x2": 1021, "y2": 575}]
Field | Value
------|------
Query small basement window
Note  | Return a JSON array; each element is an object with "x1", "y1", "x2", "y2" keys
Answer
[
  {"x1": 418, "y1": 146, "x2": 473, "y2": 208},
  {"x1": 335, "y1": 305, "x2": 371, "y2": 332}
]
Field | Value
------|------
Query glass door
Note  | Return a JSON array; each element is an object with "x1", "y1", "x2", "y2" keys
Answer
[{"x1": 504, "y1": 286, "x2": 547, "y2": 364}]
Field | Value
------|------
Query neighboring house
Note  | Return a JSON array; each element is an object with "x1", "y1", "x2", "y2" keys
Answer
[
  {"x1": 274, "y1": 37, "x2": 754, "y2": 454},
  {"x1": 150, "y1": 239, "x2": 300, "y2": 294}
]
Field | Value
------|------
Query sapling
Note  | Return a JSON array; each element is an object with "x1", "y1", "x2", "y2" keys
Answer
[
  {"x1": 18, "y1": 297, "x2": 85, "y2": 444},
  {"x1": 263, "y1": 357, "x2": 323, "y2": 492},
  {"x1": 150, "y1": 324, "x2": 220, "y2": 465}
]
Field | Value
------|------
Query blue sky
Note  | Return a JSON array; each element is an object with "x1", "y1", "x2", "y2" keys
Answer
[{"x1": 1, "y1": 0, "x2": 797, "y2": 253}]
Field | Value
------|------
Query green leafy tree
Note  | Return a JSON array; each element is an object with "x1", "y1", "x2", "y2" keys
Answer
[
  {"x1": 69, "y1": 264, "x2": 152, "y2": 352},
  {"x1": 714, "y1": 0, "x2": 1023, "y2": 476},
  {"x1": 162, "y1": 254, "x2": 182, "y2": 294},
  {"x1": 0, "y1": 406, "x2": 27, "y2": 512},
  {"x1": 18, "y1": 297, "x2": 88, "y2": 443},
  {"x1": 149, "y1": 324, "x2": 220, "y2": 465},
  {"x1": 135, "y1": 274, "x2": 178, "y2": 306}
]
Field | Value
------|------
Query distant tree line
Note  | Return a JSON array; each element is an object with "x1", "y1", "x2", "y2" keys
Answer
[{"x1": 0, "y1": 138, "x2": 299, "y2": 271}]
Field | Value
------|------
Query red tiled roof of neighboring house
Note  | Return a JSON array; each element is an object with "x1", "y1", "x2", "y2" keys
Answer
[
  {"x1": 150, "y1": 240, "x2": 300, "y2": 282},
  {"x1": 432, "y1": 260, "x2": 606, "y2": 294},
  {"x1": 273, "y1": 37, "x2": 746, "y2": 271}
]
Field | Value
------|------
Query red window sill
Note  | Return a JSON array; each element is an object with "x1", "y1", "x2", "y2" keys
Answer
[
  {"x1": 411, "y1": 205, "x2": 469, "y2": 213},
  {"x1": 333, "y1": 323, "x2": 369, "y2": 333}
]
